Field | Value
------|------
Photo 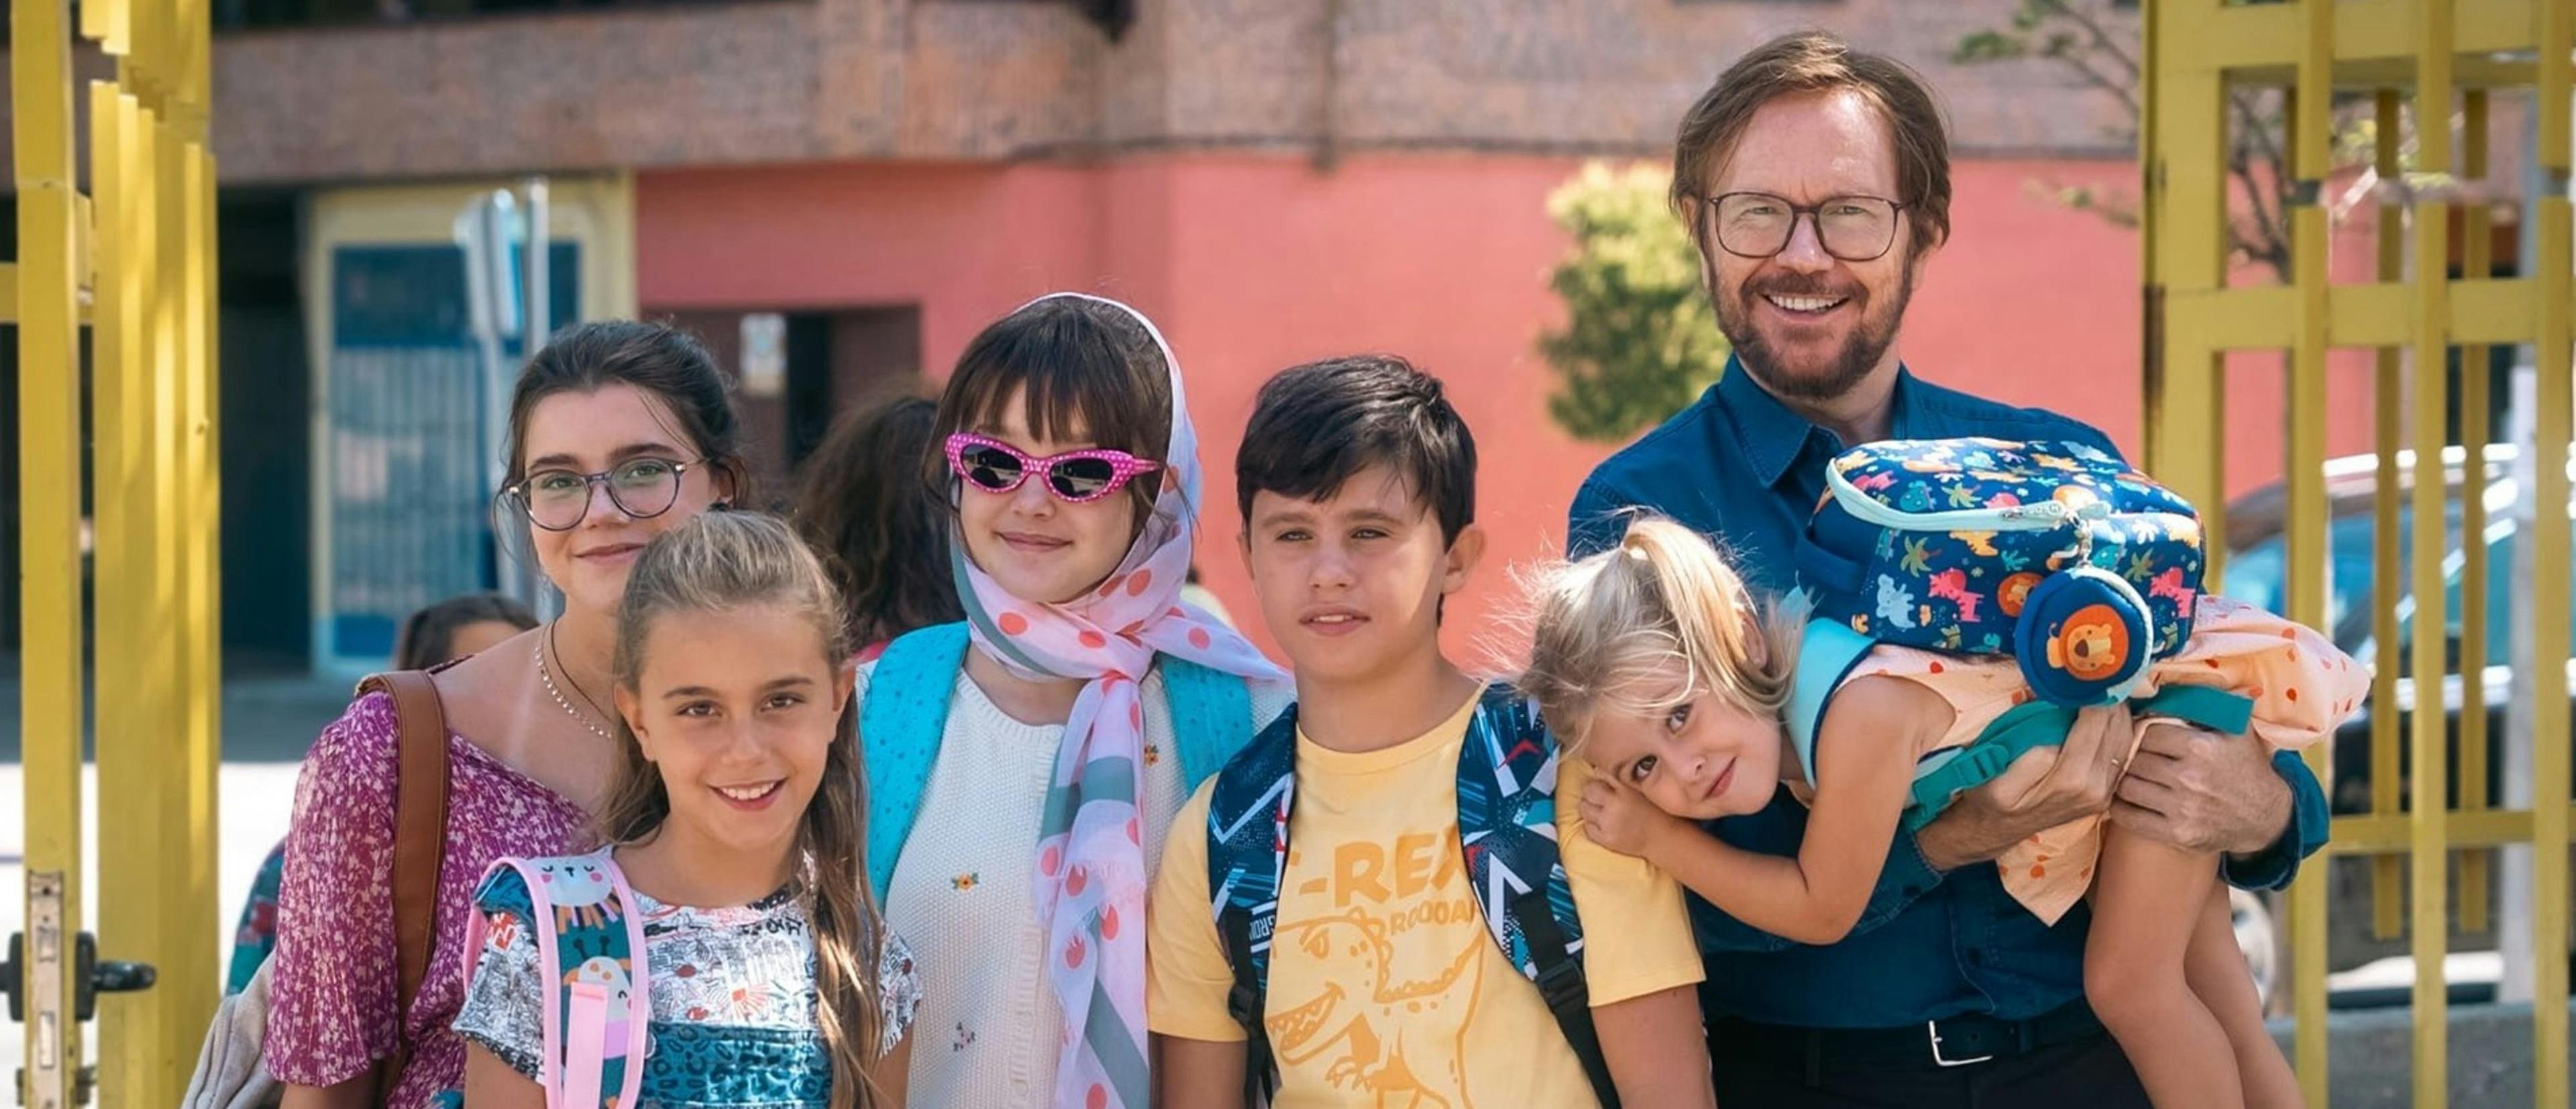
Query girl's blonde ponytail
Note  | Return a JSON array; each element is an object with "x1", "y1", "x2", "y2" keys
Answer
[{"x1": 1520, "y1": 515, "x2": 1801, "y2": 749}]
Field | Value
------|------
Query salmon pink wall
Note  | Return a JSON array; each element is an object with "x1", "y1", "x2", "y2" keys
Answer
[{"x1": 637, "y1": 154, "x2": 2342, "y2": 662}]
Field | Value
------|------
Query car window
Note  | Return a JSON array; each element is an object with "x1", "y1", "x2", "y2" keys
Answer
[
  {"x1": 2227, "y1": 461, "x2": 2576, "y2": 677},
  {"x1": 2222, "y1": 511, "x2": 2404, "y2": 656},
  {"x1": 2377, "y1": 514, "x2": 2576, "y2": 672}
]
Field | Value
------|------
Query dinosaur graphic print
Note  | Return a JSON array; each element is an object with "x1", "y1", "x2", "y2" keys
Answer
[{"x1": 1265, "y1": 831, "x2": 1491, "y2": 1108}]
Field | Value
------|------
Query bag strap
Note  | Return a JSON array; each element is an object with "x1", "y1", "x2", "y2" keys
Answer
[
  {"x1": 860, "y1": 623, "x2": 973, "y2": 902},
  {"x1": 1902, "y1": 700, "x2": 2076, "y2": 832},
  {"x1": 1454, "y1": 687, "x2": 1618, "y2": 1109},
  {"x1": 1207, "y1": 704, "x2": 1301, "y2": 1107},
  {"x1": 1897, "y1": 686, "x2": 2257, "y2": 832},
  {"x1": 470, "y1": 853, "x2": 647, "y2": 1109},
  {"x1": 1784, "y1": 619, "x2": 1876, "y2": 789},
  {"x1": 355, "y1": 668, "x2": 451, "y2": 1100},
  {"x1": 2133, "y1": 684, "x2": 2255, "y2": 735},
  {"x1": 1164, "y1": 657, "x2": 1258, "y2": 792}
]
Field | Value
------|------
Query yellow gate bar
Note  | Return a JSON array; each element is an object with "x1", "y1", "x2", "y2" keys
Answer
[
  {"x1": 2459, "y1": 91, "x2": 2493, "y2": 937},
  {"x1": 2374, "y1": 89, "x2": 2408, "y2": 945},
  {"x1": 90, "y1": 83, "x2": 173, "y2": 1109},
  {"x1": 2170, "y1": 0, "x2": 2551, "y2": 78},
  {"x1": 2409, "y1": 7, "x2": 2457, "y2": 1100},
  {"x1": 2529, "y1": 10, "x2": 2573, "y2": 1107},
  {"x1": 2160, "y1": 277, "x2": 2558, "y2": 350},
  {"x1": 2323, "y1": 804, "x2": 2576, "y2": 852},
  {"x1": 157, "y1": 115, "x2": 216, "y2": 1071},
  {"x1": 2287, "y1": 3, "x2": 2334, "y2": 1100},
  {"x1": 11, "y1": 0, "x2": 86, "y2": 1100},
  {"x1": 2528, "y1": 193, "x2": 2573, "y2": 1109},
  {"x1": 2143, "y1": 0, "x2": 2230, "y2": 511},
  {"x1": 2545, "y1": 0, "x2": 2573, "y2": 173}
]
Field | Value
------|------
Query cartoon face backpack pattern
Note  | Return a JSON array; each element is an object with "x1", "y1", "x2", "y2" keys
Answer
[{"x1": 458, "y1": 850, "x2": 650, "y2": 1109}]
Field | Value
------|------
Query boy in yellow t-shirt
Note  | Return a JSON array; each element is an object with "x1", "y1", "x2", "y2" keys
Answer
[{"x1": 1147, "y1": 356, "x2": 1714, "y2": 1108}]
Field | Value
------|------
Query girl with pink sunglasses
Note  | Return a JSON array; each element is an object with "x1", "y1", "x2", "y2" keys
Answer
[{"x1": 851, "y1": 293, "x2": 1291, "y2": 1109}]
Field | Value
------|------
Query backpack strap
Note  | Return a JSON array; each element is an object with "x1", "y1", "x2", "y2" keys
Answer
[
  {"x1": 1454, "y1": 686, "x2": 1619, "y2": 1109},
  {"x1": 859, "y1": 623, "x2": 973, "y2": 903},
  {"x1": 1784, "y1": 619, "x2": 1877, "y2": 790},
  {"x1": 1903, "y1": 701, "x2": 2076, "y2": 832},
  {"x1": 355, "y1": 668, "x2": 452, "y2": 1101},
  {"x1": 1206, "y1": 704, "x2": 1301, "y2": 1107},
  {"x1": 2133, "y1": 684, "x2": 2256, "y2": 735},
  {"x1": 1898, "y1": 686, "x2": 2255, "y2": 832},
  {"x1": 465, "y1": 852, "x2": 648, "y2": 1109},
  {"x1": 1164, "y1": 657, "x2": 1258, "y2": 792}
]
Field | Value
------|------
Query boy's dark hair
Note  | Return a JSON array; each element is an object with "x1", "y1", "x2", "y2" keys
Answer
[
  {"x1": 793, "y1": 393, "x2": 965, "y2": 651},
  {"x1": 1236, "y1": 355, "x2": 1476, "y2": 544},
  {"x1": 392, "y1": 592, "x2": 537, "y2": 671}
]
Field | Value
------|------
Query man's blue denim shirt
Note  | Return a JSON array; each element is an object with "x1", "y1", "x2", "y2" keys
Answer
[{"x1": 1567, "y1": 360, "x2": 2332, "y2": 1028}]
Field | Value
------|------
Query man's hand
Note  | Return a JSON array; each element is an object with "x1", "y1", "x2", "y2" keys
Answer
[
  {"x1": 2110, "y1": 720, "x2": 2294, "y2": 858},
  {"x1": 1916, "y1": 703, "x2": 2127, "y2": 872},
  {"x1": 1580, "y1": 775, "x2": 1689, "y2": 859}
]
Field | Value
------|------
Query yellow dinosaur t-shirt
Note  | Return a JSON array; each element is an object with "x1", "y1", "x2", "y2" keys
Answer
[{"x1": 1146, "y1": 688, "x2": 1703, "y2": 1108}]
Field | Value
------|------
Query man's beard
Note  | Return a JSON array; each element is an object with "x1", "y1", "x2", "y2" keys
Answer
[{"x1": 1715, "y1": 264, "x2": 1914, "y2": 405}]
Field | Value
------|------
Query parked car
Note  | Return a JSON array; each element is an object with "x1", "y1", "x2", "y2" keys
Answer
[{"x1": 2220, "y1": 443, "x2": 2576, "y2": 1000}]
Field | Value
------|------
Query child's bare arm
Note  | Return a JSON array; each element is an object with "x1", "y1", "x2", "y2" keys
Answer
[
  {"x1": 1615, "y1": 676, "x2": 1945, "y2": 945},
  {"x1": 460, "y1": 1044, "x2": 545, "y2": 1109},
  {"x1": 1152, "y1": 1035, "x2": 1247, "y2": 1109},
  {"x1": 1593, "y1": 985, "x2": 1718, "y2": 1108}
]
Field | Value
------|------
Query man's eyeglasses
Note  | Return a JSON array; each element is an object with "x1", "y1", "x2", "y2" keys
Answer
[
  {"x1": 502, "y1": 457, "x2": 698, "y2": 531},
  {"x1": 1703, "y1": 192, "x2": 1907, "y2": 262}
]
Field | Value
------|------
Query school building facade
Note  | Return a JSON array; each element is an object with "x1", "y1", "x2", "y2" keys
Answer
[{"x1": 7, "y1": 0, "x2": 2388, "y2": 671}]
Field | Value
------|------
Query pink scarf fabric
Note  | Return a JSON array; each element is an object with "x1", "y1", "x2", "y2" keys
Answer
[{"x1": 949, "y1": 293, "x2": 1283, "y2": 1109}]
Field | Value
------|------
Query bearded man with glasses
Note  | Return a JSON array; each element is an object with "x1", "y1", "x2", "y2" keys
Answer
[{"x1": 1564, "y1": 31, "x2": 2332, "y2": 1108}]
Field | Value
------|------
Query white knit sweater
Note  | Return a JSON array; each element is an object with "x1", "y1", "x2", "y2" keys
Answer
[{"x1": 855, "y1": 658, "x2": 1291, "y2": 1108}]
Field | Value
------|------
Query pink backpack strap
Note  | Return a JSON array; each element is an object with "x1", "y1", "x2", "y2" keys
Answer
[
  {"x1": 461, "y1": 851, "x2": 650, "y2": 1109},
  {"x1": 602, "y1": 858, "x2": 650, "y2": 1109},
  {"x1": 465, "y1": 856, "x2": 572, "y2": 1109}
]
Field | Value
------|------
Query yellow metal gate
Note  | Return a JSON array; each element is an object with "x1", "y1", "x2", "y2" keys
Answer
[
  {"x1": 2143, "y1": 1, "x2": 2573, "y2": 1104},
  {"x1": 7, "y1": 0, "x2": 220, "y2": 1106}
]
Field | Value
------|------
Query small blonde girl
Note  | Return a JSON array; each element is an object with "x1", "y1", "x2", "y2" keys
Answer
[
  {"x1": 453, "y1": 513, "x2": 918, "y2": 1108},
  {"x1": 1521, "y1": 517, "x2": 2364, "y2": 1109}
]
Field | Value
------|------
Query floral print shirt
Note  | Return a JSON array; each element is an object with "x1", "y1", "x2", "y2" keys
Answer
[{"x1": 264, "y1": 692, "x2": 591, "y2": 1106}]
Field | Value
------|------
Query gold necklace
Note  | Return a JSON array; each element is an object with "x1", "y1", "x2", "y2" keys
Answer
[{"x1": 535, "y1": 625, "x2": 614, "y2": 741}]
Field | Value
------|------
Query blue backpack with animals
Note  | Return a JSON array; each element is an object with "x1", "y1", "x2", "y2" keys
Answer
[
  {"x1": 1203, "y1": 685, "x2": 1618, "y2": 1108},
  {"x1": 1796, "y1": 437, "x2": 2208, "y2": 708},
  {"x1": 1784, "y1": 436, "x2": 2253, "y2": 829},
  {"x1": 457, "y1": 849, "x2": 647, "y2": 1109}
]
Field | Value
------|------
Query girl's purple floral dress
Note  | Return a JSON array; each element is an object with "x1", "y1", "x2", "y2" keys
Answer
[{"x1": 264, "y1": 690, "x2": 589, "y2": 1107}]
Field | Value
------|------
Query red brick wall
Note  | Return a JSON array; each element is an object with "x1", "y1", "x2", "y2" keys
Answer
[{"x1": 152, "y1": 0, "x2": 2141, "y2": 184}]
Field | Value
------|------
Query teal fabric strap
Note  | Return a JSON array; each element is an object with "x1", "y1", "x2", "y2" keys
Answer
[
  {"x1": 1786, "y1": 619, "x2": 1879, "y2": 788},
  {"x1": 1903, "y1": 700, "x2": 2076, "y2": 832},
  {"x1": 1165, "y1": 657, "x2": 1257, "y2": 793},
  {"x1": 860, "y1": 623, "x2": 972, "y2": 902},
  {"x1": 1897, "y1": 686, "x2": 2257, "y2": 832},
  {"x1": 2132, "y1": 684, "x2": 2255, "y2": 735}
]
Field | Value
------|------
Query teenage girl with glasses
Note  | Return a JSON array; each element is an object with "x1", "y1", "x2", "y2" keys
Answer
[
  {"x1": 268, "y1": 321, "x2": 751, "y2": 1108},
  {"x1": 851, "y1": 294, "x2": 1289, "y2": 1109}
]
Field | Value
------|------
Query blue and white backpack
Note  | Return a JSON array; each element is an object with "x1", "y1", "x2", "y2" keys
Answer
[
  {"x1": 456, "y1": 849, "x2": 648, "y2": 1109},
  {"x1": 1203, "y1": 685, "x2": 1617, "y2": 1108},
  {"x1": 1788, "y1": 437, "x2": 2249, "y2": 825},
  {"x1": 857, "y1": 621, "x2": 1264, "y2": 901}
]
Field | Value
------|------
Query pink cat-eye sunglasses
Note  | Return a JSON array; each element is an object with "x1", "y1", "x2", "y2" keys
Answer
[{"x1": 945, "y1": 433, "x2": 1162, "y2": 505}]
